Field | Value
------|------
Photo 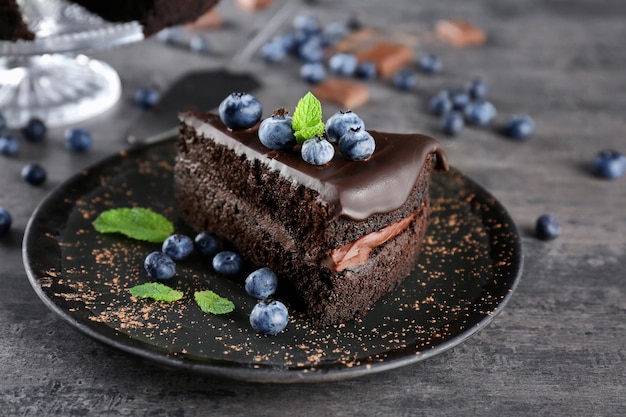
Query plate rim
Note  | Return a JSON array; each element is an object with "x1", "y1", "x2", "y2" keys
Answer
[{"x1": 22, "y1": 138, "x2": 523, "y2": 383}]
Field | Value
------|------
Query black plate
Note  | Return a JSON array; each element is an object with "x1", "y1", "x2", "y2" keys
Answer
[{"x1": 23, "y1": 138, "x2": 522, "y2": 383}]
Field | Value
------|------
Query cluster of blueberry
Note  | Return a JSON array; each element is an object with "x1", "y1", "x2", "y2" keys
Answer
[
  {"x1": 219, "y1": 92, "x2": 374, "y2": 165},
  {"x1": 143, "y1": 231, "x2": 288, "y2": 335}
]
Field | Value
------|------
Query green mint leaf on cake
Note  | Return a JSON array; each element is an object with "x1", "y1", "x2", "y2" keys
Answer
[
  {"x1": 292, "y1": 92, "x2": 325, "y2": 144},
  {"x1": 194, "y1": 290, "x2": 235, "y2": 315},
  {"x1": 129, "y1": 282, "x2": 183, "y2": 303},
  {"x1": 93, "y1": 207, "x2": 174, "y2": 243}
]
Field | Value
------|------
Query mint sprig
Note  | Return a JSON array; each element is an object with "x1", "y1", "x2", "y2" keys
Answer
[
  {"x1": 93, "y1": 207, "x2": 174, "y2": 243},
  {"x1": 291, "y1": 92, "x2": 325, "y2": 144},
  {"x1": 129, "y1": 282, "x2": 183, "y2": 303},
  {"x1": 194, "y1": 290, "x2": 235, "y2": 315}
]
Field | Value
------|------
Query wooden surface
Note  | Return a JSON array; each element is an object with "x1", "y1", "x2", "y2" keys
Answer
[{"x1": 1, "y1": 0, "x2": 625, "y2": 415}]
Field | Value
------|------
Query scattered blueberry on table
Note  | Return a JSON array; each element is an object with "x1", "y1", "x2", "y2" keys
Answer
[
  {"x1": 535, "y1": 214, "x2": 561, "y2": 240},
  {"x1": 21, "y1": 118, "x2": 47, "y2": 142},
  {"x1": 144, "y1": 251, "x2": 176, "y2": 280},
  {"x1": 300, "y1": 62, "x2": 327, "y2": 84},
  {"x1": 328, "y1": 52, "x2": 358, "y2": 76},
  {"x1": 428, "y1": 92, "x2": 453, "y2": 117},
  {"x1": 468, "y1": 78, "x2": 488, "y2": 100},
  {"x1": 245, "y1": 267, "x2": 278, "y2": 300},
  {"x1": 325, "y1": 110, "x2": 365, "y2": 143},
  {"x1": 65, "y1": 128, "x2": 93, "y2": 152},
  {"x1": 162, "y1": 234, "x2": 194, "y2": 261},
  {"x1": 260, "y1": 38, "x2": 287, "y2": 63},
  {"x1": 194, "y1": 232, "x2": 222, "y2": 258},
  {"x1": 441, "y1": 111, "x2": 465, "y2": 136},
  {"x1": 354, "y1": 61, "x2": 377, "y2": 80},
  {"x1": 21, "y1": 163, "x2": 47, "y2": 186},
  {"x1": 338, "y1": 127, "x2": 376, "y2": 161},
  {"x1": 249, "y1": 299, "x2": 289, "y2": 335},
  {"x1": 301, "y1": 136, "x2": 335, "y2": 165},
  {"x1": 258, "y1": 110, "x2": 296, "y2": 150},
  {"x1": 0, "y1": 207, "x2": 11, "y2": 236},
  {"x1": 189, "y1": 35, "x2": 212, "y2": 54},
  {"x1": 392, "y1": 69, "x2": 416, "y2": 91},
  {"x1": 502, "y1": 115, "x2": 535, "y2": 140},
  {"x1": 464, "y1": 100, "x2": 497, "y2": 126},
  {"x1": 593, "y1": 149, "x2": 626, "y2": 179},
  {"x1": 0, "y1": 134, "x2": 19, "y2": 156},
  {"x1": 449, "y1": 88, "x2": 471, "y2": 112},
  {"x1": 212, "y1": 251, "x2": 244, "y2": 275},
  {"x1": 132, "y1": 86, "x2": 160, "y2": 111},
  {"x1": 419, "y1": 53, "x2": 442, "y2": 73},
  {"x1": 218, "y1": 92, "x2": 263, "y2": 130}
]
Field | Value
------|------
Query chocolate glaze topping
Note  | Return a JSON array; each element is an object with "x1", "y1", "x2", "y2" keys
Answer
[{"x1": 180, "y1": 112, "x2": 449, "y2": 221}]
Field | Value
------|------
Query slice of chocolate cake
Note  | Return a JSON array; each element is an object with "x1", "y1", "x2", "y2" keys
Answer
[{"x1": 175, "y1": 111, "x2": 448, "y2": 327}]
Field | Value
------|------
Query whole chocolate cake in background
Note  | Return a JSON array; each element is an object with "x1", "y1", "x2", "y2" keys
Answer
[
  {"x1": 175, "y1": 110, "x2": 449, "y2": 327},
  {"x1": 0, "y1": 0, "x2": 220, "y2": 41}
]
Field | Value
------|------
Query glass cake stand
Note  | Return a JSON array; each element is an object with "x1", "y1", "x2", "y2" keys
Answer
[{"x1": 0, "y1": 0, "x2": 144, "y2": 128}]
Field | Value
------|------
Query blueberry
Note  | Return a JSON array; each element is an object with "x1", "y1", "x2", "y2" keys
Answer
[
  {"x1": 258, "y1": 109, "x2": 296, "y2": 150},
  {"x1": 339, "y1": 127, "x2": 376, "y2": 161},
  {"x1": 132, "y1": 86, "x2": 160, "y2": 110},
  {"x1": 0, "y1": 134, "x2": 19, "y2": 156},
  {"x1": 194, "y1": 232, "x2": 222, "y2": 257},
  {"x1": 245, "y1": 267, "x2": 278, "y2": 300},
  {"x1": 441, "y1": 111, "x2": 464, "y2": 136},
  {"x1": 535, "y1": 214, "x2": 561, "y2": 240},
  {"x1": 464, "y1": 101, "x2": 496, "y2": 126},
  {"x1": 322, "y1": 21, "x2": 348, "y2": 46},
  {"x1": 260, "y1": 38, "x2": 287, "y2": 63},
  {"x1": 249, "y1": 299, "x2": 289, "y2": 335},
  {"x1": 448, "y1": 88, "x2": 471, "y2": 111},
  {"x1": 277, "y1": 31, "x2": 299, "y2": 55},
  {"x1": 21, "y1": 163, "x2": 46, "y2": 186},
  {"x1": 301, "y1": 137, "x2": 335, "y2": 165},
  {"x1": 155, "y1": 26, "x2": 184, "y2": 45},
  {"x1": 144, "y1": 251, "x2": 176, "y2": 280},
  {"x1": 392, "y1": 69, "x2": 416, "y2": 91},
  {"x1": 293, "y1": 13, "x2": 321, "y2": 35},
  {"x1": 298, "y1": 36, "x2": 325, "y2": 63},
  {"x1": 300, "y1": 62, "x2": 327, "y2": 84},
  {"x1": 65, "y1": 128, "x2": 93, "y2": 152},
  {"x1": 347, "y1": 10, "x2": 365, "y2": 31},
  {"x1": 190, "y1": 35, "x2": 212, "y2": 54},
  {"x1": 0, "y1": 207, "x2": 11, "y2": 236},
  {"x1": 593, "y1": 149, "x2": 626, "y2": 179},
  {"x1": 419, "y1": 53, "x2": 442, "y2": 73},
  {"x1": 328, "y1": 53, "x2": 358, "y2": 76},
  {"x1": 325, "y1": 110, "x2": 365, "y2": 143},
  {"x1": 502, "y1": 115, "x2": 535, "y2": 140},
  {"x1": 468, "y1": 78, "x2": 488, "y2": 100},
  {"x1": 212, "y1": 251, "x2": 243, "y2": 275},
  {"x1": 162, "y1": 234, "x2": 194, "y2": 261},
  {"x1": 428, "y1": 92, "x2": 452, "y2": 116},
  {"x1": 21, "y1": 118, "x2": 46, "y2": 142},
  {"x1": 354, "y1": 61, "x2": 377, "y2": 80},
  {"x1": 218, "y1": 93, "x2": 263, "y2": 131}
]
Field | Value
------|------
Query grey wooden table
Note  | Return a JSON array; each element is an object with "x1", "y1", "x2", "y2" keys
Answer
[{"x1": 1, "y1": 0, "x2": 625, "y2": 415}]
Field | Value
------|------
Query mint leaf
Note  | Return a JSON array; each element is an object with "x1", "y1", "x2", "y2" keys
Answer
[
  {"x1": 292, "y1": 92, "x2": 324, "y2": 144},
  {"x1": 194, "y1": 290, "x2": 235, "y2": 315},
  {"x1": 129, "y1": 282, "x2": 183, "y2": 303},
  {"x1": 93, "y1": 207, "x2": 174, "y2": 243}
]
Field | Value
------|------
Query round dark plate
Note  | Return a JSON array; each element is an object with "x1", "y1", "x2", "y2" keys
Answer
[{"x1": 23, "y1": 138, "x2": 523, "y2": 383}]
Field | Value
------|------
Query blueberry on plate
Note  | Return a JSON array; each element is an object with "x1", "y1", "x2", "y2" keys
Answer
[
  {"x1": 325, "y1": 110, "x2": 365, "y2": 142},
  {"x1": 392, "y1": 69, "x2": 416, "y2": 91},
  {"x1": 249, "y1": 299, "x2": 289, "y2": 335},
  {"x1": 144, "y1": 251, "x2": 176, "y2": 280},
  {"x1": 441, "y1": 111, "x2": 465, "y2": 136},
  {"x1": 245, "y1": 267, "x2": 278, "y2": 300},
  {"x1": 502, "y1": 115, "x2": 535, "y2": 140},
  {"x1": 354, "y1": 61, "x2": 377, "y2": 80},
  {"x1": 132, "y1": 86, "x2": 160, "y2": 110},
  {"x1": 162, "y1": 234, "x2": 194, "y2": 261},
  {"x1": 212, "y1": 251, "x2": 243, "y2": 275},
  {"x1": 21, "y1": 118, "x2": 46, "y2": 142},
  {"x1": 21, "y1": 163, "x2": 46, "y2": 186},
  {"x1": 468, "y1": 78, "x2": 488, "y2": 100},
  {"x1": 535, "y1": 214, "x2": 561, "y2": 240},
  {"x1": 428, "y1": 92, "x2": 452, "y2": 117},
  {"x1": 418, "y1": 53, "x2": 442, "y2": 73},
  {"x1": 258, "y1": 109, "x2": 296, "y2": 150},
  {"x1": 328, "y1": 52, "x2": 358, "y2": 76},
  {"x1": 194, "y1": 232, "x2": 222, "y2": 258},
  {"x1": 339, "y1": 127, "x2": 375, "y2": 161},
  {"x1": 0, "y1": 134, "x2": 19, "y2": 156},
  {"x1": 0, "y1": 207, "x2": 12, "y2": 236},
  {"x1": 593, "y1": 149, "x2": 626, "y2": 179},
  {"x1": 464, "y1": 101, "x2": 497, "y2": 126},
  {"x1": 300, "y1": 62, "x2": 327, "y2": 84},
  {"x1": 301, "y1": 137, "x2": 335, "y2": 165},
  {"x1": 65, "y1": 128, "x2": 93, "y2": 152},
  {"x1": 218, "y1": 93, "x2": 263, "y2": 131}
]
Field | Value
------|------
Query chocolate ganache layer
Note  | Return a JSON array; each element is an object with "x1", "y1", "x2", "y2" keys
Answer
[{"x1": 179, "y1": 111, "x2": 448, "y2": 221}]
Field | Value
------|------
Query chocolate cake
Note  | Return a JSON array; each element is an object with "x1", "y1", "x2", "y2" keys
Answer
[
  {"x1": 175, "y1": 111, "x2": 449, "y2": 327},
  {"x1": 0, "y1": 0, "x2": 219, "y2": 41}
]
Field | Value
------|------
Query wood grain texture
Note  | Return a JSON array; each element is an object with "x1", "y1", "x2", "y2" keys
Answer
[{"x1": 1, "y1": 0, "x2": 624, "y2": 415}]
